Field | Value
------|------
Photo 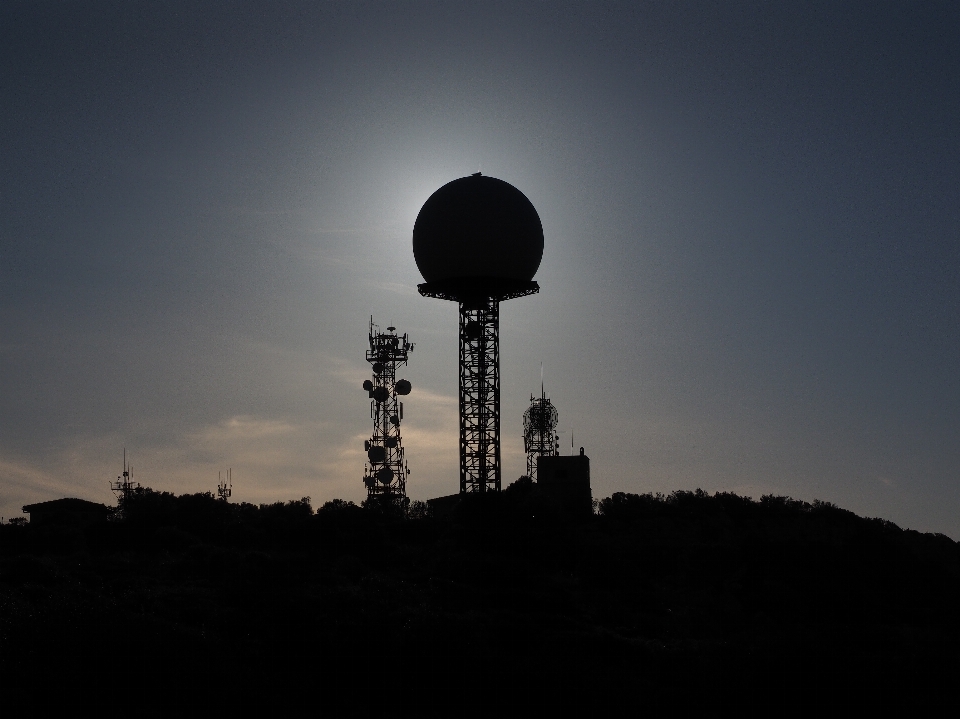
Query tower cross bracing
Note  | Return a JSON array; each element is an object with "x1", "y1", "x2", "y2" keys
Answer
[
  {"x1": 459, "y1": 297, "x2": 501, "y2": 493},
  {"x1": 523, "y1": 388, "x2": 558, "y2": 481},
  {"x1": 362, "y1": 318, "x2": 413, "y2": 506}
]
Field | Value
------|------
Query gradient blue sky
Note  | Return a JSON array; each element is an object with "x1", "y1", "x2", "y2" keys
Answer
[{"x1": 2, "y1": 2, "x2": 958, "y2": 535}]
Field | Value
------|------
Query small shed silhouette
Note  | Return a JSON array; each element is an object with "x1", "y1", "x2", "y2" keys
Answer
[
  {"x1": 537, "y1": 449, "x2": 592, "y2": 518},
  {"x1": 426, "y1": 493, "x2": 461, "y2": 519},
  {"x1": 22, "y1": 498, "x2": 110, "y2": 527}
]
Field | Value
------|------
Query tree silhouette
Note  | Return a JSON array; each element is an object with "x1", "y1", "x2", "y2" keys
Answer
[{"x1": 2, "y1": 486, "x2": 959, "y2": 687}]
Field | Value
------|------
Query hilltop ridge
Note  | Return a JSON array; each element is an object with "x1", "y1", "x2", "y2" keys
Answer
[{"x1": 2, "y1": 484, "x2": 958, "y2": 688}]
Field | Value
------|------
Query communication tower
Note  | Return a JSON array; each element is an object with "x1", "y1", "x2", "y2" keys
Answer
[
  {"x1": 414, "y1": 173, "x2": 543, "y2": 494},
  {"x1": 361, "y1": 318, "x2": 414, "y2": 507},
  {"x1": 523, "y1": 385, "x2": 559, "y2": 481},
  {"x1": 109, "y1": 448, "x2": 140, "y2": 517},
  {"x1": 218, "y1": 468, "x2": 232, "y2": 501}
]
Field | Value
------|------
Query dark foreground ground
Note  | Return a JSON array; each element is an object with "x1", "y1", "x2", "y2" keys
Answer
[{"x1": 2, "y1": 484, "x2": 959, "y2": 689}]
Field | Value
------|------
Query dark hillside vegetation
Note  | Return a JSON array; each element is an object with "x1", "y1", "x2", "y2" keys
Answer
[{"x1": 1, "y1": 486, "x2": 958, "y2": 688}]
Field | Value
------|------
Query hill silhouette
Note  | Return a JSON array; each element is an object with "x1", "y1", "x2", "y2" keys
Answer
[{"x1": 1, "y1": 483, "x2": 958, "y2": 688}]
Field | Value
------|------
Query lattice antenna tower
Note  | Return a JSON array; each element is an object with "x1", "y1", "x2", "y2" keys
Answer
[
  {"x1": 361, "y1": 317, "x2": 414, "y2": 507},
  {"x1": 414, "y1": 173, "x2": 543, "y2": 494},
  {"x1": 218, "y1": 468, "x2": 232, "y2": 501},
  {"x1": 109, "y1": 448, "x2": 141, "y2": 516},
  {"x1": 523, "y1": 380, "x2": 559, "y2": 481}
]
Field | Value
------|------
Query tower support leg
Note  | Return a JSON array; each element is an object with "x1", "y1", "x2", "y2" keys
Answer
[{"x1": 459, "y1": 297, "x2": 501, "y2": 493}]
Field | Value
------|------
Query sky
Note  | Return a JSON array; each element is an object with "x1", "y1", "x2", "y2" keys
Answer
[{"x1": 2, "y1": 2, "x2": 958, "y2": 535}]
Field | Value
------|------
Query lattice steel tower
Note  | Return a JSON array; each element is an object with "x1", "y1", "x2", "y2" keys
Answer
[
  {"x1": 523, "y1": 385, "x2": 559, "y2": 481},
  {"x1": 361, "y1": 317, "x2": 414, "y2": 506},
  {"x1": 414, "y1": 173, "x2": 544, "y2": 494},
  {"x1": 109, "y1": 448, "x2": 140, "y2": 518},
  {"x1": 218, "y1": 468, "x2": 232, "y2": 501}
]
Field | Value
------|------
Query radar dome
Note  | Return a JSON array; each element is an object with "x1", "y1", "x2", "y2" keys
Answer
[{"x1": 413, "y1": 174, "x2": 544, "y2": 284}]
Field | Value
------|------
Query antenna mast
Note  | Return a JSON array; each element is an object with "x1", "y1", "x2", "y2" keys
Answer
[
  {"x1": 523, "y1": 381, "x2": 559, "y2": 480},
  {"x1": 109, "y1": 448, "x2": 141, "y2": 518},
  {"x1": 218, "y1": 468, "x2": 232, "y2": 501},
  {"x1": 361, "y1": 318, "x2": 414, "y2": 510}
]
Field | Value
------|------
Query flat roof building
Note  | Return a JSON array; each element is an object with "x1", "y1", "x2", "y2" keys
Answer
[{"x1": 537, "y1": 449, "x2": 592, "y2": 519}]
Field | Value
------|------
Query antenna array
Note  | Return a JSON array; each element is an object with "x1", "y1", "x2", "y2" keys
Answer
[
  {"x1": 109, "y1": 448, "x2": 141, "y2": 518},
  {"x1": 522, "y1": 383, "x2": 559, "y2": 480},
  {"x1": 361, "y1": 317, "x2": 414, "y2": 508},
  {"x1": 218, "y1": 468, "x2": 232, "y2": 501}
]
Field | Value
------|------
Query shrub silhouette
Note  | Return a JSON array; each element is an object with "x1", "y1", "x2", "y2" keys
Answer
[{"x1": 406, "y1": 500, "x2": 431, "y2": 520}]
